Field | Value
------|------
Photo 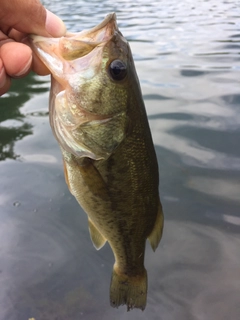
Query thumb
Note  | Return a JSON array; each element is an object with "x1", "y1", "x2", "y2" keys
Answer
[{"x1": 0, "y1": 0, "x2": 66, "y2": 37}]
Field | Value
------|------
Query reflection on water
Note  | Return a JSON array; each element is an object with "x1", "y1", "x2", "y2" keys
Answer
[
  {"x1": 0, "y1": 122, "x2": 32, "y2": 160},
  {"x1": 188, "y1": 176, "x2": 240, "y2": 203},
  {"x1": 0, "y1": 73, "x2": 50, "y2": 161},
  {"x1": 0, "y1": 0, "x2": 240, "y2": 319}
]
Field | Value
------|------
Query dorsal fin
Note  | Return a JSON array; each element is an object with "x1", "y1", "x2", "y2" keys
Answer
[
  {"x1": 88, "y1": 219, "x2": 107, "y2": 250},
  {"x1": 148, "y1": 200, "x2": 164, "y2": 252}
]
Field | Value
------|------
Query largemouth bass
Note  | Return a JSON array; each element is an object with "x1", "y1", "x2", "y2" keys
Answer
[{"x1": 30, "y1": 13, "x2": 163, "y2": 311}]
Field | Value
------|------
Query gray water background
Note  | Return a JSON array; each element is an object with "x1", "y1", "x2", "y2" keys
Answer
[{"x1": 0, "y1": 0, "x2": 240, "y2": 319}]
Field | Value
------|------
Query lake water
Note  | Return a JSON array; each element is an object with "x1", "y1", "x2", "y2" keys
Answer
[{"x1": 0, "y1": 0, "x2": 240, "y2": 319}]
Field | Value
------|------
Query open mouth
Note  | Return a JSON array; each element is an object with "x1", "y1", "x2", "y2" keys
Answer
[
  {"x1": 30, "y1": 13, "x2": 119, "y2": 61},
  {"x1": 28, "y1": 13, "x2": 120, "y2": 82}
]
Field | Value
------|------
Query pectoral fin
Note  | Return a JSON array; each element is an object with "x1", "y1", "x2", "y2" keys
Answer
[
  {"x1": 88, "y1": 219, "x2": 107, "y2": 250},
  {"x1": 148, "y1": 200, "x2": 164, "y2": 252}
]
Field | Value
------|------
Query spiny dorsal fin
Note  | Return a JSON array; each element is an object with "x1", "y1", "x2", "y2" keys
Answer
[
  {"x1": 88, "y1": 219, "x2": 107, "y2": 250},
  {"x1": 148, "y1": 200, "x2": 164, "y2": 252}
]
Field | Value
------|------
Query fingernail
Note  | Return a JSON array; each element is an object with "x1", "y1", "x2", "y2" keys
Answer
[
  {"x1": 15, "y1": 56, "x2": 32, "y2": 77},
  {"x1": 0, "y1": 67, "x2": 7, "y2": 88},
  {"x1": 45, "y1": 9, "x2": 66, "y2": 37}
]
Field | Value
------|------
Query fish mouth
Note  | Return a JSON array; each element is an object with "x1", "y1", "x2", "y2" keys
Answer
[
  {"x1": 69, "y1": 12, "x2": 118, "y2": 43},
  {"x1": 29, "y1": 13, "x2": 119, "y2": 77}
]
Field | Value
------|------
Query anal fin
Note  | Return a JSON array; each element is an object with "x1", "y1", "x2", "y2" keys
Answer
[
  {"x1": 88, "y1": 219, "x2": 107, "y2": 250},
  {"x1": 148, "y1": 199, "x2": 164, "y2": 252}
]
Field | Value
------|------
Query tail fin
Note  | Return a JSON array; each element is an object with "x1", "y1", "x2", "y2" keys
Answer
[{"x1": 110, "y1": 265, "x2": 147, "y2": 311}]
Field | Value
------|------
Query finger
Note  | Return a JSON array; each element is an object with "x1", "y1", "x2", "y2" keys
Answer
[
  {"x1": 1, "y1": 40, "x2": 49, "y2": 77},
  {"x1": 0, "y1": 30, "x2": 8, "y2": 41},
  {"x1": 0, "y1": 42, "x2": 32, "y2": 77},
  {"x1": 0, "y1": 77, "x2": 11, "y2": 96},
  {"x1": 7, "y1": 28, "x2": 26, "y2": 42},
  {"x1": 0, "y1": 60, "x2": 11, "y2": 96},
  {"x1": 0, "y1": 0, "x2": 66, "y2": 37},
  {"x1": 31, "y1": 51, "x2": 50, "y2": 76},
  {"x1": 0, "y1": 59, "x2": 6, "y2": 87}
]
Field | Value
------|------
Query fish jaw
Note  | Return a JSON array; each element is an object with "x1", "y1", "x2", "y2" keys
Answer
[{"x1": 29, "y1": 13, "x2": 119, "y2": 81}]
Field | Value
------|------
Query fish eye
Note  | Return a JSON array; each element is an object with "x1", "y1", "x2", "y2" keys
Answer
[{"x1": 109, "y1": 60, "x2": 127, "y2": 81}]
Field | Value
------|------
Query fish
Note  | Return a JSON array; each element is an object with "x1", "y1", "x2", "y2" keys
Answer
[{"x1": 29, "y1": 13, "x2": 164, "y2": 311}]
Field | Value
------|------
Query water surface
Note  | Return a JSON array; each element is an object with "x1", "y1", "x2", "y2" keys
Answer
[{"x1": 0, "y1": 0, "x2": 240, "y2": 319}]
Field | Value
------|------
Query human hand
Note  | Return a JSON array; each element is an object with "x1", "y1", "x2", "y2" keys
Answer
[{"x1": 0, "y1": 0, "x2": 66, "y2": 96}]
